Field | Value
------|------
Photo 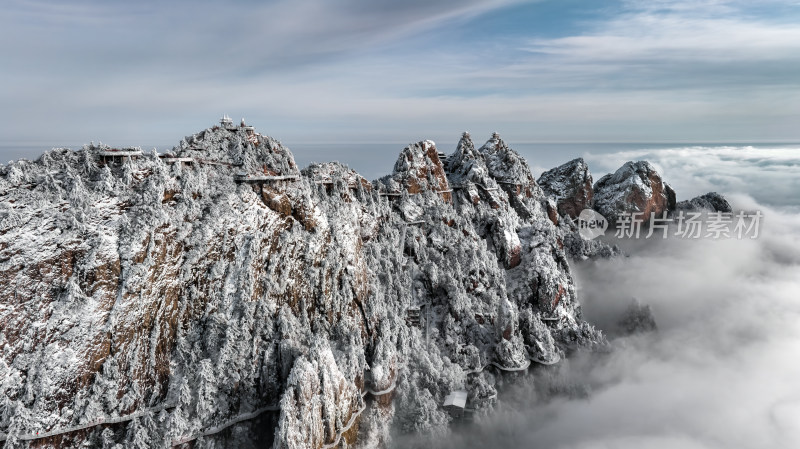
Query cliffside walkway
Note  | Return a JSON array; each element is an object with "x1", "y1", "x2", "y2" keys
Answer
[
  {"x1": 463, "y1": 349, "x2": 562, "y2": 376},
  {"x1": 529, "y1": 352, "x2": 562, "y2": 366},
  {"x1": 464, "y1": 359, "x2": 532, "y2": 375},
  {"x1": 0, "y1": 401, "x2": 177, "y2": 442},
  {"x1": 452, "y1": 183, "x2": 498, "y2": 192},
  {"x1": 362, "y1": 378, "x2": 398, "y2": 397},
  {"x1": 378, "y1": 189, "x2": 453, "y2": 197},
  {"x1": 234, "y1": 174, "x2": 300, "y2": 182},
  {"x1": 157, "y1": 156, "x2": 241, "y2": 167},
  {"x1": 0, "y1": 351, "x2": 556, "y2": 444},
  {"x1": 170, "y1": 379, "x2": 398, "y2": 447},
  {"x1": 0, "y1": 352, "x2": 547, "y2": 445},
  {"x1": 319, "y1": 402, "x2": 367, "y2": 449},
  {"x1": 170, "y1": 405, "x2": 280, "y2": 446}
]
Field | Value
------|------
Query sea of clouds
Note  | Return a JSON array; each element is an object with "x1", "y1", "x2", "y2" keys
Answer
[{"x1": 419, "y1": 145, "x2": 800, "y2": 449}]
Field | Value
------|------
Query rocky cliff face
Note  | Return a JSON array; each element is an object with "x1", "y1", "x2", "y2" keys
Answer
[{"x1": 1, "y1": 122, "x2": 617, "y2": 448}]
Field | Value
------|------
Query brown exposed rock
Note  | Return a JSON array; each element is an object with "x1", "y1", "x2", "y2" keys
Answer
[
  {"x1": 469, "y1": 193, "x2": 480, "y2": 205},
  {"x1": 538, "y1": 158, "x2": 594, "y2": 219},
  {"x1": 261, "y1": 186, "x2": 292, "y2": 217},
  {"x1": 553, "y1": 284, "x2": 565, "y2": 310},
  {"x1": 341, "y1": 415, "x2": 363, "y2": 445},
  {"x1": 545, "y1": 199, "x2": 559, "y2": 225},
  {"x1": 162, "y1": 189, "x2": 179, "y2": 203},
  {"x1": 492, "y1": 220, "x2": 522, "y2": 269},
  {"x1": 507, "y1": 244, "x2": 521, "y2": 269},
  {"x1": 290, "y1": 200, "x2": 318, "y2": 232}
]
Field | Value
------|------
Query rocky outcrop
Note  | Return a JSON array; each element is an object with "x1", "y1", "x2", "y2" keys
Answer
[
  {"x1": 478, "y1": 132, "x2": 548, "y2": 220},
  {"x1": 593, "y1": 161, "x2": 676, "y2": 224},
  {"x1": 561, "y1": 229, "x2": 620, "y2": 260},
  {"x1": 617, "y1": 299, "x2": 658, "y2": 335},
  {"x1": 379, "y1": 140, "x2": 451, "y2": 202},
  {"x1": 274, "y1": 341, "x2": 364, "y2": 449},
  {"x1": 676, "y1": 192, "x2": 732, "y2": 213},
  {"x1": 0, "y1": 123, "x2": 614, "y2": 448},
  {"x1": 443, "y1": 132, "x2": 522, "y2": 269},
  {"x1": 538, "y1": 158, "x2": 593, "y2": 219}
]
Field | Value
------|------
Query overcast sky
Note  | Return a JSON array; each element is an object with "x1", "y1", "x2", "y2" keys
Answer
[{"x1": 2, "y1": 0, "x2": 800, "y2": 152}]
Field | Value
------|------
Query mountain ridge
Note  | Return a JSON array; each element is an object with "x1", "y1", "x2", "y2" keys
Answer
[{"x1": 0, "y1": 118, "x2": 701, "y2": 448}]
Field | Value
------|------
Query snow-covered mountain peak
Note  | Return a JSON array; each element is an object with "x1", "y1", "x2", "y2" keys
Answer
[
  {"x1": 0, "y1": 123, "x2": 690, "y2": 448},
  {"x1": 172, "y1": 120, "x2": 299, "y2": 177}
]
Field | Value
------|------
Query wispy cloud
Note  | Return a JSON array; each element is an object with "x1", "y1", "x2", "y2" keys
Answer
[
  {"x1": 521, "y1": 0, "x2": 800, "y2": 90},
  {"x1": 1, "y1": 0, "x2": 521, "y2": 78},
  {"x1": 1, "y1": 0, "x2": 799, "y2": 154}
]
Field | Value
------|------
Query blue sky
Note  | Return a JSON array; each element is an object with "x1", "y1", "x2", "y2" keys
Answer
[{"x1": 2, "y1": 0, "x2": 800, "y2": 154}]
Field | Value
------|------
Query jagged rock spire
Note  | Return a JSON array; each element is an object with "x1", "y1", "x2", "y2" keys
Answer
[
  {"x1": 479, "y1": 132, "x2": 532, "y2": 184},
  {"x1": 384, "y1": 140, "x2": 450, "y2": 196},
  {"x1": 457, "y1": 131, "x2": 474, "y2": 153},
  {"x1": 448, "y1": 131, "x2": 489, "y2": 184}
]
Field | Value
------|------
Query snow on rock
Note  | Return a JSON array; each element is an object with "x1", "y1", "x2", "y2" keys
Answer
[
  {"x1": 378, "y1": 140, "x2": 450, "y2": 201},
  {"x1": 0, "y1": 122, "x2": 625, "y2": 448},
  {"x1": 676, "y1": 191, "x2": 732, "y2": 213},
  {"x1": 274, "y1": 341, "x2": 363, "y2": 449},
  {"x1": 538, "y1": 157, "x2": 593, "y2": 220},
  {"x1": 534, "y1": 158, "x2": 620, "y2": 261},
  {"x1": 593, "y1": 161, "x2": 677, "y2": 224},
  {"x1": 477, "y1": 132, "x2": 548, "y2": 222}
]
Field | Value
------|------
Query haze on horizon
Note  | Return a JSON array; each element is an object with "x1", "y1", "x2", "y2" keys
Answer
[{"x1": 2, "y1": 0, "x2": 800, "y2": 156}]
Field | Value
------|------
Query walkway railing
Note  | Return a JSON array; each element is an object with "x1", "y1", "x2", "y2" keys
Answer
[
  {"x1": 0, "y1": 401, "x2": 177, "y2": 442},
  {"x1": 1, "y1": 346, "x2": 553, "y2": 445},
  {"x1": 170, "y1": 405, "x2": 280, "y2": 446}
]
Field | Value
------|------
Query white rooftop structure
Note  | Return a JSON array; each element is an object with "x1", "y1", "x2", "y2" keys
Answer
[
  {"x1": 443, "y1": 390, "x2": 468, "y2": 409},
  {"x1": 220, "y1": 114, "x2": 234, "y2": 128}
]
